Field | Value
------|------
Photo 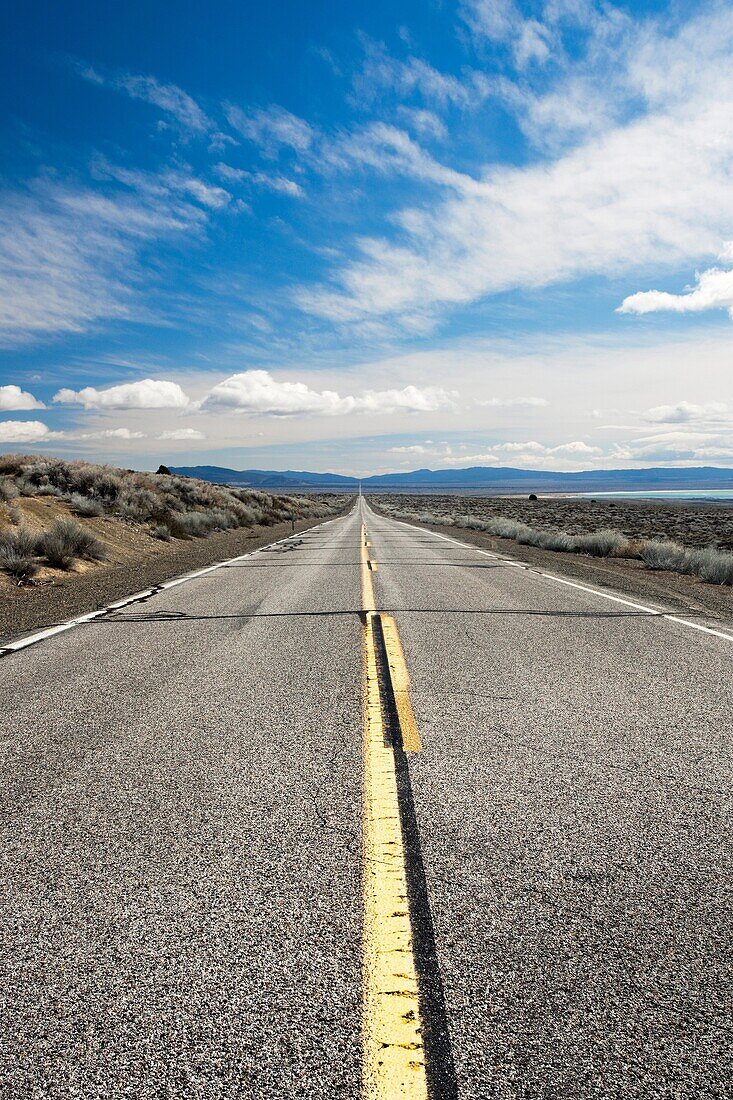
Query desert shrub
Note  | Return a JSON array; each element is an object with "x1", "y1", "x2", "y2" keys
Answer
[
  {"x1": 571, "y1": 529, "x2": 630, "y2": 557},
  {"x1": 150, "y1": 524, "x2": 172, "y2": 541},
  {"x1": 39, "y1": 518, "x2": 106, "y2": 568},
  {"x1": 0, "y1": 456, "x2": 344, "y2": 545},
  {"x1": 0, "y1": 477, "x2": 18, "y2": 502},
  {"x1": 0, "y1": 528, "x2": 40, "y2": 582},
  {"x1": 0, "y1": 526, "x2": 40, "y2": 557},
  {"x1": 486, "y1": 517, "x2": 532, "y2": 541},
  {"x1": 641, "y1": 539, "x2": 688, "y2": 571},
  {"x1": 685, "y1": 546, "x2": 733, "y2": 585},
  {"x1": 177, "y1": 511, "x2": 214, "y2": 537},
  {"x1": 69, "y1": 493, "x2": 104, "y2": 517},
  {"x1": 17, "y1": 479, "x2": 62, "y2": 497},
  {"x1": 0, "y1": 545, "x2": 39, "y2": 582},
  {"x1": 535, "y1": 529, "x2": 576, "y2": 552}
]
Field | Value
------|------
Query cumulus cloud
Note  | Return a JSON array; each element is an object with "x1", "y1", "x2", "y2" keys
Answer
[
  {"x1": 200, "y1": 369, "x2": 455, "y2": 416},
  {"x1": 641, "y1": 401, "x2": 733, "y2": 425},
  {"x1": 159, "y1": 428, "x2": 206, "y2": 440},
  {"x1": 434, "y1": 439, "x2": 603, "y2": 468},
  {"x1": 0, "y1": 385, "x2": 44, "y2": 411},
  {"x1": 53, "y1": 378, "x2": 190, "y2": 410},
  {"x1": 0, "y1": 420, "x2": 57, "y2": 443},
  {"x1": 619, "y1": 250, "x2": 733, "y2": 318},
  {"x1": 79, "y1": 427, "x2": 146, "y2": 440},
  {"x1": 0, "y1": 420, "x2": 148, "y2": 444}
]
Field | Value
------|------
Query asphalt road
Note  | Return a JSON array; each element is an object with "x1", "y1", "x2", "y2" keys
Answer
[{"x1": 1, "y1": 500, "x2": 731, "y2": 1098}]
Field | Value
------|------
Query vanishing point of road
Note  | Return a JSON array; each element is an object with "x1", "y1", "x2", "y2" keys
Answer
[{"x1": 1, "y1": 499, "x2": 731, "y2": 1098}]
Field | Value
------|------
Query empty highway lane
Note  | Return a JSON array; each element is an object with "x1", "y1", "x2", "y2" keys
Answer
[{"x1": 1, "y1": 500, "x2": 731, "y2": 1098}]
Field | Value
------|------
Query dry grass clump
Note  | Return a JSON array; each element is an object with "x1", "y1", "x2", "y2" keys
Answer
[
  {"x1": 0, "y1": 454, "x2": 343, "y2": 544},
  {"x1": 379, "y1": 499, "x2": 733, "y2": 586},
  {"x1": 640, "y1": 540, "x2": 689, "y2": 572},
  {"x1": 0, "y1": 528, "x2": 40, "y2": 583},
  {"x1": 38, "y1": 519, "x2": 107, "y2": 570},
  {"x1": 68, "y1": 492, "x2": 104, "y2": 517}
]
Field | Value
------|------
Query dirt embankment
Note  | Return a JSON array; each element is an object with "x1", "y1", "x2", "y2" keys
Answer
[
  {"x1": 369, "y1": 494, "x2": 733, "y2": 627},
  {"x1": 0, "y1": 497, "x2": 335, "y2": 643}
]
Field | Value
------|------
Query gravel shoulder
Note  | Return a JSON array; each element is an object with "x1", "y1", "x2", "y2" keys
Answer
[
  {"x1": 0, "y1": 513, "x2": 334, "y2": 644},
  {"x1": 376, "y1": 509, "x2": 733, "y2": 629}
]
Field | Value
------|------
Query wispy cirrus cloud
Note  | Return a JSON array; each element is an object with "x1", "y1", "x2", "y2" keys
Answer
[
  {"x1": 352, "y1": 40, "x2": 491, "y2": 110},
  {"x1": 74, "y1": 61, "x2": 214, "y2": 134},
  {"x1": 215, "y1": 163, "x2": 304, "y2": 197},
  {"x1": 0, "y1": 164, "x2": 223, "y2": 347},
  {"x1": 224, "y1": 103, "x2": 316, "y2": 155}
]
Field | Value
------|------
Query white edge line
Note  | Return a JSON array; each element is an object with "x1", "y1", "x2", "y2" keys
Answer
[
  {"x1": 0, "y1": 515, "x2": 340, "y2": 658},
  {"x1": 385, "y1": 512, "x2": 733, "y2": 645}
]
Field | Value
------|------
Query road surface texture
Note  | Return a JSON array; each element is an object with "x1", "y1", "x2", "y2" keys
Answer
[{"x1": 1, "y1": 500, "x2": 730, "y2": 1098}]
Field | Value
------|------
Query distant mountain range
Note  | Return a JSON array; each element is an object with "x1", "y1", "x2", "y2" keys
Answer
[{"x1": 170, "y1": 464, "x2": 733, "y2": 493}]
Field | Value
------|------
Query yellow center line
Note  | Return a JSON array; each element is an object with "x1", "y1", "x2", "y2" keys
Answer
[
  {"x1": 361, "y1": 517, "x2": 428, "y2": 1099},
  {"x1": 361, "y1": 523, "x2": 376, "y2": 612},
  {"x1": 379, "y1": 615, "x2": 421, "y2": 753}
]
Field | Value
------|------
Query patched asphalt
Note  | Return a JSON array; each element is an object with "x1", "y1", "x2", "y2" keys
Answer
[{"x1": 1, "y1": 502, "x2": 731, "y2": 1098}]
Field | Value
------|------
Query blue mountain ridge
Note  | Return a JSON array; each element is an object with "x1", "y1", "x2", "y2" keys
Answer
[{"x1": 169, "y1": 464, "x2": 733, "y2": 492}]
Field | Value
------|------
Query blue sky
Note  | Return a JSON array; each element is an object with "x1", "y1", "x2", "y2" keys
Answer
[{"x1": 2, "y1": 0, "x2": 733, "y2": 474}]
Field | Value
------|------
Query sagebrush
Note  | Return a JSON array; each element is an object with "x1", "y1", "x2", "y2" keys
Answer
[{"x1": 377, "y1": 500, "x2": 733, "y2": 586}]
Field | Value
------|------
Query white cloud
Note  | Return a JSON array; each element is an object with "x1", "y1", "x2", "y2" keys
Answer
[
  {"x1": 460, "y1": 0, "x2": 554, "y2": 67},
  {"x1": 325, "y1": 123, "x2": 476, "y2": 193},
  {"x1": 200, "y1": 369, "x2": 455, "y2": 417},
  {"x1": 619, "y1": 250, "x2": 733, "y2": 318},
  {"x1": 0, "y1": 420, "x2": 57, "y2": 443},
  {"x1": 298, "y1": 7, "x2": 733, "y2": 331},
  {"x1": 159, "y1": 428, "x2": 206, "y2": 440},
  {"x1": 391, "y1": 443, "x2": 447, "y2": 456},
  {"x1": 396, "y1": 107, "x2": 447, "y2": 141},
  {"x1": 0, "y1": 174, "x2": 209, "y2": 347},
  {"x1": 225, "y1": 104, "x2": 315, "y2": 155},
  {"x1": 0, "y1": 385, "x2": 44, "y2": 411},
  {"x1": 77, "y1": 63, "x2": 213, "y2": 134},
  {"x1": 0, "y1": 420, "x2": 146, "y2": 445},
  {"x1": 353, "y1": 42, "x2": 491, "y2": 110},
  {"x1": 53, "y1": 378, "x2": 190, "y2": 410},
  {"x1": 443, "y1": 439, "x2": 603, "y2": 467},
  {"x1": 79, "y1": 427, "x2": 146, "y2": 440},
  {"x1": 178, "y1": 177, "x2": 231, "y2": 209},
  {"x1": 641, "y1": 401, "x2": 733, "y2": 425},
  {"x1": 215, "y1": 163, "x2": 304, "y2": 197},
  {"x1": 477, "y1": 396, "x2": 549, "y2": 407}
]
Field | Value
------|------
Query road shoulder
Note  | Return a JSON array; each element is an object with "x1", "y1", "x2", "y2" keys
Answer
[
  {"x1": 376, "y1": 511, "x2": 733, "y2": 629},
  {"x1": 0, "y1": 515, "x2": 333, "y2": 644}
]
